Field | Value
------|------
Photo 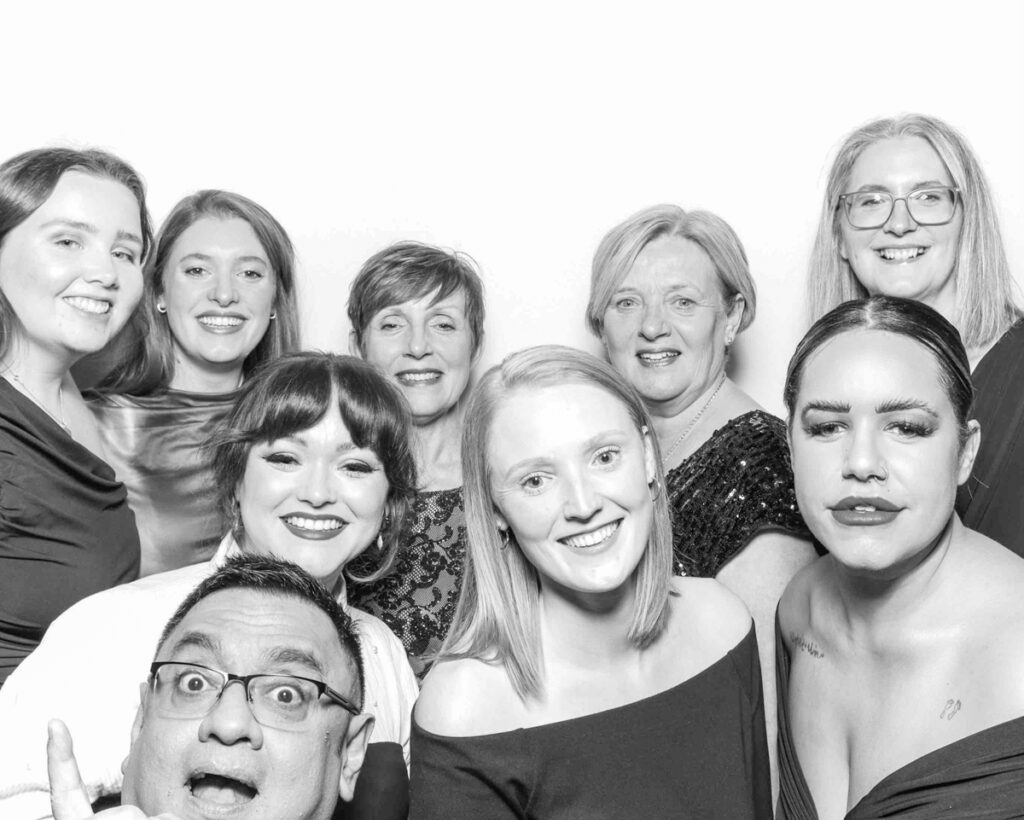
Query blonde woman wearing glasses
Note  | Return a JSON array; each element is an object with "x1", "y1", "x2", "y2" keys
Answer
[{"x1": 808, "y1": 113, "x2": 1024, "y2": 558}]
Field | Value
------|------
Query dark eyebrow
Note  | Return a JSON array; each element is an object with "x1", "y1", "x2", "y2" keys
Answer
[
  {"x1": 265, "y1": 646, "x2": 326, "y2": 678},
  {"x1": 166, "y1": 630, "x2": 220, "y2": 657},
  {"x1": 180, "y1": 252, "x2": 268, "y2": 265},
  {"x1": 40, "y1": 219, "x2": 142, "y2": 248},
  {"x1": 850, "y1": 180, "x2": 950, "y2": 194},
  {"x1": 876, "y1": 399, "x2": 939, "y2": 417},
  {"x1": 800, "y1": 400, "x2": 850, "y2": 419}
]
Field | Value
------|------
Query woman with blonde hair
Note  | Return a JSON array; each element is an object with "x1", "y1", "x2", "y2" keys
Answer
[
  {"x1": 412, "y1": 346, "x2": 770, "y2": 818},
  {"x1": 807, "y1": 113, "x2": 1023, "y2": 556}
]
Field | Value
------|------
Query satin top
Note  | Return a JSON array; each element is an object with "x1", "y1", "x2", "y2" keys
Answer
[
  {"x1": 0, "y1": 378, "x2": 139, "y2": 684},
  {"x1": 86, "y1": 388, "x2": 236, "y2": 575}
]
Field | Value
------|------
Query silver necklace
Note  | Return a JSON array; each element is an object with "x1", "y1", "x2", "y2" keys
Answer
[
  {"x1": 4, "y1": 369, "x2": 70, "y2": 434},
  {"x1": 662, "y1": 375, "x2": 726, "y2": 464}
]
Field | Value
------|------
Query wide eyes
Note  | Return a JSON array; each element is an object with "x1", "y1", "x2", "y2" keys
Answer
[{"x1": 515, "y1": 446, "x2": 625, "y2": 496}]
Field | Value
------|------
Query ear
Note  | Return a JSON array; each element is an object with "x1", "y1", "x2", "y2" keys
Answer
[
  {"x1": 726, "y1": 294, "x2": 745, "y2": 337},
  {"x1": 493, "y1": 506, "x2": 510, "y2": 533},
  {"x1": 956, "y1": 419, "x2": 981, "y2": 486},
  {"x1": 641, "y1": 426, "x2": 657, "y2": 486},
  {"x1": 348, "y1": 330, "x2": 363, "y2": 358},
  {"x1": 337, "y1": 713, "x2": 375, "y2": 803}
]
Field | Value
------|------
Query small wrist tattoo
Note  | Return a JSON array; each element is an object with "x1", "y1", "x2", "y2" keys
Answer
[
  {"x1": 790, "y1": 632, "x2": 824, "y2": 659},
  {"x1": 940, "y1": 699, "x2": 962, "y2": 721}
]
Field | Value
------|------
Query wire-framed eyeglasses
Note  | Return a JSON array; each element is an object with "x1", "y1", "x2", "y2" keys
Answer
[
  {"x1": 838, "y1": 186, "x2": 961, "y2": 229},
  {"x1": 149, "y1": 661, "x2": 360, "y2": 730}
]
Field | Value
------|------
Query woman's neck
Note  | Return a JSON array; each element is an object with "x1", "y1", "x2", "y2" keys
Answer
[
  {"x1": 830, "y1": 515, "x2": 960, "y2": 639},
  {"x1": 169, "y1": 359, "x2": 243, "y2": 394},
  {"x1": 538, "y1": 581, "x2": 638, "y2": 670},
  {"x1": 413, "y1": 406, "x2": 465, "y2": 491},
  {"x1": 1, "y1": 346, "x2": 74, "y2": 418}
]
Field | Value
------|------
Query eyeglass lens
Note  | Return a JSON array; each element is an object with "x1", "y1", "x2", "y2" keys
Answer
[
  {"x1": 844, "y1": 188, "x2": 957, "y2": 228},
  {"x1": 152, "y1": 662, "x2": 322, "y2": 728}
]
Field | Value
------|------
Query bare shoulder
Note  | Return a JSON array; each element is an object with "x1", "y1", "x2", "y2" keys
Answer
[
  {"x1": 668, "y1": 576, "x2": 751, "y2": 651},
  {"x1": 415, "y1": 656, "x2": 517, "y2": 737},
  {"x1": 777, "y1": 553, "x2": 829, "y2": 640}
]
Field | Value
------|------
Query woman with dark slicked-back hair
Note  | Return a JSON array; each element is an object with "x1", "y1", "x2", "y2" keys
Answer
[
  {"x1": 778, "y1": 296, "x2": 1024, "y2": 818},
  {"x1": 86, "y1": 190, "x2": 302, "y2": 575},
  {"x1": 0, "y1": 146, "x2": 152, "y2": 686},
  {"x1": 347, "y1": 240, "x2": 485, "y2": 678},
  {"x1": 808, "y1": 113, "x2": 1024, "y2": 558},
  {"x1": 0, "y1": 352, "x2": 419, "y2": 820}
]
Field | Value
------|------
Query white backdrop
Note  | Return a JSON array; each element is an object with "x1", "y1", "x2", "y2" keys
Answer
[{"x1": 4, "y1": 1, "x2": 1022, "y2": 414}]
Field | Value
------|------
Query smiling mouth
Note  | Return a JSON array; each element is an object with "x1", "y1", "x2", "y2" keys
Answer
[
  {"x1": 560, "y1": 521, "x2": 620, "y2": 549},
  {"x1": 396, "y1": 370, "x2": 442, "y2": 385},
  {"x1": 282, "y1": 514, "x2": 346, "y2": 540},
  {"x1": 64, "y1": 296, "x2": 111, "y2": 315},
  {"x1": 636, "y1": 351, "x2": 679, "y2": 367},
  {"x1": 189, "y1": 773, "x2": 258, "y2": 807},
  {"x1": 198, "y1": 315, "x2": 245, "y2": 330},
  {"x1": 876, "y1": 247, "x2": 926, "y2": 262}
]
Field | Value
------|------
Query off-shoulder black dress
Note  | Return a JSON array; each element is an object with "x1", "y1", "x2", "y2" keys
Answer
[{"x1": 410, "y1": 626, "x2": 772, "y2": 819}]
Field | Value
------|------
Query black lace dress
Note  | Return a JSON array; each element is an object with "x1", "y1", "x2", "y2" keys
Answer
[
  {"x1": 350, "y1": 487, "x2": 466, "y2": 679},
  {"x1": 666, "y1": 410, "x2": 809, "y2": 577}
]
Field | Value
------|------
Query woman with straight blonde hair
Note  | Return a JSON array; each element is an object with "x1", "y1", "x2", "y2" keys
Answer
[{"x1": 411, "y1": 345, "x2": 770, "y2": 819}]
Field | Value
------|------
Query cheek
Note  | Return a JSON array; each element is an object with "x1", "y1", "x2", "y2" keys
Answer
[{"x1": 361, "y1": 336, "x2": 398, "y2": 369}]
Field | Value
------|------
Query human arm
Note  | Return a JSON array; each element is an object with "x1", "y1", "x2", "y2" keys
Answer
[
  {"x1": 716, "y1": 531, "x2": 818, "y2": 808},
  {"x1": 46, "y1": 721, "x2": 180, "y2": 820}
]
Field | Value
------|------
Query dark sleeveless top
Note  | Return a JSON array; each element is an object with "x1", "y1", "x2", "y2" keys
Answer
[
  {"x1": 410, "y1": 626, "x2": 771, "y2": 819},
  {"x1": 350, "y1": 487, "x2": 466, "y2": 679},
  {"x1": 0, "y1": 379, "x2": 139, "y2": 684},
  {"x1": 957, "y1": 319, "x2": 1024, "y2": 558},
  {"x1": 85, "y1": 389, "x2": 235, "y2": 576},
  {"x1": 666, "y1": 410, "x2": 810, "y2": 577}
]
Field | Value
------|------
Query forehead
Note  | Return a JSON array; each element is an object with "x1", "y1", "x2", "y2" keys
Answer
[
  {"x1": 170, "y1": 216, "x2": 267, "y2": 257},
  {"x1": 374, "y1": 287, "x2": 468, "y2": 316},
  {"x1": 25, "y1": 170, "x2": 140, "y2": 227},
  {"x1": 161, "y1": 588, "x2": 346, "y2": 675},
  {"x1": 489, "y1": 382, "x2": 634, "y2": 459},
  {"x1": 847, "y1": 136, "x2": 953, "y2": 188},
  {"x1": 621, "y1": 235, "x2": 718, "y2": 291},
  {"x1": 798, "y1": 330, "x2": 949, "y2": 408},
  {"x1": 252, "y1": 404, "x2": 356, "y2": 450}
]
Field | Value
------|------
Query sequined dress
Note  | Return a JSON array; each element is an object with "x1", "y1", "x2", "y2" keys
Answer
[
  {"x1": 666, "y1": 410, "x2": 808, "y2": 577},
  {"x1": 350, "y1": 487, "x2": 466, "y2": 679}
]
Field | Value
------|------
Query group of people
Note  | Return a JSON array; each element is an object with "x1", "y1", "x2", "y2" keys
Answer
[{"x1": 0, "y1": 111, "x2": 1021, "y2": 820}]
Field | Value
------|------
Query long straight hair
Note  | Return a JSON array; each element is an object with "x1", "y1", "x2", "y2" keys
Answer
[
  {"x1": 101, "y1": 190, "x2": 300, "y2": 395},
  {"x1": 439, "y1": 345, "x2": 673, "y2": 699},
  {"x1": 807, "y1": 114, "x2": 1019, "y2": 348}
]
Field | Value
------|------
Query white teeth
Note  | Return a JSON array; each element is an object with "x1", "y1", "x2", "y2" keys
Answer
[
  {"x1": 199, "y1": 315, "x2": 243, "y2": 328},
  {"x1": 853, "y1": 505, "x2": 877, "y2": 512},
  {"x1": 284, "y1": 516, "x2": 343, "y2": 531},
  {"x1": 878, "y1": 247, "x2": 925, "y2": 261},
  {"x1": 562, "y1": 522, "x2": 619, "y2": 549},
  {"x1": 638, "y1": 351, "x2": 677, "y2": 362},
  {"x1": 398, "y1": 372, "x2": 441, "y2": 383},
  {"x1": 64, "y1": 296, "x2": 111, "y2": 314}
]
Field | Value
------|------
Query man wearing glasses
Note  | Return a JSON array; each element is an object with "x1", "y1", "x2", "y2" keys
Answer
[{"x1": 46, "y1": 555, "x2": 374, "y2": 820}]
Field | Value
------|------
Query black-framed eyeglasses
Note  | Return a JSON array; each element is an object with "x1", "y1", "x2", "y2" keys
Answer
[
  {"x1": 149, "y1": 661, "x2": 360, "y2": 730},
  {"x1": 837, "y1": 186, "x2": 961, "y2": 229}
]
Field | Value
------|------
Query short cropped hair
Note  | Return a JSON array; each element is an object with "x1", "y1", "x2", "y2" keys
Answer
[
  {"x1": 102, "y1": 189, "x2": 301, "y2": 395},
  {"x1": 587, "y1": 204, "x2": 756, "y2": 337},
  {"x1": 784, "y1": 295, "x2": 975, "y2": 447},
  {"x1": 155, "y1": 554, "x2": 365, "y2": 709},
  {"x1": 347, "y1": 241, "x2": 485, "y2": 355},
  {"x1": 807, "y1": 114, "x2": 1019, "y2": 348},
  {"x1": 209, "y1": 352, "x2": 418, "y2": 582},
  {"x1": 0, "y1": 147, "x2": 152, "y2": 361},
  {"x1": 440, "y1": 345, "x2": 672, "y2": 699}
]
